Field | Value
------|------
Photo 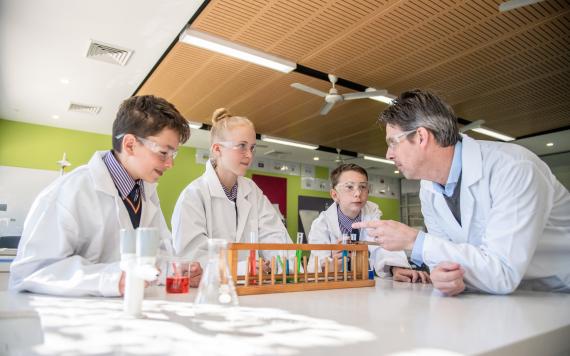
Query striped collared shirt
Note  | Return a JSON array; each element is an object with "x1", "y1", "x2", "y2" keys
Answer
[
  {"x1": 103, "y1": 151, "x2": 145, "y2": 201},
  {"x1": 336, "y1": 204, "x2": 361, "y2": 236},
  {"x1": 222, "y1": 183, "x2": 238, "y2": 202}
]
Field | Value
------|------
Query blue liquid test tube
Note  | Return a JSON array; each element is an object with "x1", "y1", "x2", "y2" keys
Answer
[
  {"x1": 296, "y1": 232, "x2": 304, "y2": 273},
  {"x1": 341, "y1": 234, "x2": 348, "y2": 272}
]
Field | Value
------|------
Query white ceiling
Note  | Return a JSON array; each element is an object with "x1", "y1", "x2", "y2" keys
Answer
[
  {"x1": 0, "y1": 0, "x2": 204, "y2": 134},
  {"x1": 513, "y1": 130, "x2": 570, "y2": 157},
  {"x1": 0, "y1": 0, "x2": 566, "y2": 179}
]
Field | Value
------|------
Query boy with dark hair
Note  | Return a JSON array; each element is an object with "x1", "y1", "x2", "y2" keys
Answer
[
  {"x1": 10, "y1": 95, "x2": 202, "y2": 296},
  {"x1": 309, "y1": 163, "x2": 430, "y2": 283}
]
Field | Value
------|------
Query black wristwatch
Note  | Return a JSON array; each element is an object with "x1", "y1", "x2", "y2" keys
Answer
[
  {"x1": 409, "y1": 259, "x2": 430, "y2": 273},
  {"x1": 390, "y1": 261, "x2": 430, "y2": 275}
]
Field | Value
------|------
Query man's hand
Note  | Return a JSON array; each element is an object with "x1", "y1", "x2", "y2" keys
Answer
[
  {"x1": 189, "y1": 262, "x2": 203, "y2": 288},
  {"x1": 431, "y1": 262, "x2": 465, "y2": 296},
  {"x1": 392, "y1": 267, "x2": 431, "y2": 284},
  {"x1": 352, "y1": 220, "x2": 418, "y2": 251}
]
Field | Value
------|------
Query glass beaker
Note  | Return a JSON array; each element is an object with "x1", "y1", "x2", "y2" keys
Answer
[
  {"x1": 165, "y1": 257, "x2": 191, "y2": 294},
  {"x1": 194, "y1": 239, "x2": 239, "y2": 307}
]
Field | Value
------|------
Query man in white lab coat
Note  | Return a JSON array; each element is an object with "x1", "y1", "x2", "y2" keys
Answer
[
  {"x1": 354, "y1": 89, "x2": 570, "y2": 296},
  {"x1": 309, "y1": 163, "x2": 430, "y2": 283},
  {"x1": 9, "y1": 95, "x2": 202, "y2": 297}
]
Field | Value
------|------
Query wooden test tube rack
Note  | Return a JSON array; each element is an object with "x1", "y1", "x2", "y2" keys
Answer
[{"x1": 227, "y1": 243, "x2": 374, "y2": 296}]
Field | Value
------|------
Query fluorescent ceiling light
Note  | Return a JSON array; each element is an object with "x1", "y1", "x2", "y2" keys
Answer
[
  {"x1": 261, "y1": 135, "x2": 318, "y2": 150},
  {"x1": 471, "y1": 127, "x2": 515, "y2": 141},
  {"x1": 188, "y1": 121, "x2": 203, "y2": 129},
  {"x1": 363, "y1": 155, "x2": 395, "y2": 165},
  {"x1": 459, "y1": 119, "x2": 485, "y2": 133},
  {"x1": 499, "y1": 0, "x2": 544, "y2": 13},
  {"x1": 367, "y1": 88, "x2": 396, "y2": 104},
  {"x1": 180, "y1": 28, "x2": 297, "y2": 73},
  {"x1": 546, "y1": 142, "x2": 554, "y2": 147}
]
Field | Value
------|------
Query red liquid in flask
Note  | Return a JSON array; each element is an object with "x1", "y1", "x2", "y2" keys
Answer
[{"x1": 166, "y1": 276, "x2": 189, "y2": 293}]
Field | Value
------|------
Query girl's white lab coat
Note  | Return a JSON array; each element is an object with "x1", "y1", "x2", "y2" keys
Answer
[
  {"x1": 420, "y1": 135, "x2": 570, "y2": 294},
  {"x1": 308, "y1": 201, "x2": 410, "y2": 275},
  {"x1": 172, "y1": 161, "x2": 291, "y2": 267},
  {"x1": 9, "y1": 151, "x2": 172, "y2": 297}
]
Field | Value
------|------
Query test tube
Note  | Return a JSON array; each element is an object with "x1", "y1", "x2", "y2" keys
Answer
[
  {"x1": 271, "y1": 256, "x2": 276, "y2": 285},
  {"x1": 303, "y1": 256, "x2": 308, "y2": 283},
  {"x1": 282, "y1": 255, "x2": 286, "y2": 285},
  {"x1": 333, "y1": 256, "x2": 338, "y2": 281},
  {"x1": 341, "y1": 234, "x2": 349, "y2": 272},
  {"x1": 294, "y1": 255, "x2": 299, "y2": 283},
  {"x1": 314, "y1": 256, "x2": 319, "y2": 283},
  {"x1": 296, "y1": 232, "x2": 304, "y2": 274},
  {"x1": 248, "y1": 231, "x2": 257, "y2": 285},
  {"x1": 352, "y1": 251, "x2": 357, "y2": 280},
  {"x1": 258, "y1": 257, "x2": 263, "y2": 285},
  {"x1": 350, "y1": 233, "x2": 358, "y2": 243}
]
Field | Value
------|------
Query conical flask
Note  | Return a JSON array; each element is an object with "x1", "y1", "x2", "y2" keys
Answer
[{"x1": 194, "y1": 239, "x2": 239, "y2": 307}]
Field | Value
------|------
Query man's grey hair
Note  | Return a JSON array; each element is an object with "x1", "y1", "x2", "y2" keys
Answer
[{"x1": 379, "y1": 89, "x2": 461, "y2": 147}]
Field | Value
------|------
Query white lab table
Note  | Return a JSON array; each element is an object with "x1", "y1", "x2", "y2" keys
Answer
[
  {"x1": 0, "y1": 273, "x2": 8, "y2": 291},
  {"x1": 1, "y1": 279, "x2": 569, "y2": 356}
]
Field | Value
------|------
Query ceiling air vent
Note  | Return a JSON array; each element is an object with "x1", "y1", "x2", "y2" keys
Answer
[
  {"x1": 68, "y1": 102, "x2": 102, "y2": 115},
  {"x1": 86, "y1": 40, "x2": 133, "y2": 66},
  {"x1": 263, "y1": 150, "x2": 290, "y2": 157}
]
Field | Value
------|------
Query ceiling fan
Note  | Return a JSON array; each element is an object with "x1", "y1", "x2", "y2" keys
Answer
[
  {"x1": 333, "y1": 148, "x2": 359, "y2": 165},
  {"x1": 291, "y1": 74, "x2": 387, "y2": 115}
]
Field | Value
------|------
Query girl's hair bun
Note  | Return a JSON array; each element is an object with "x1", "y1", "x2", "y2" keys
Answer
[{"x1": 212, "y1": 108, "x2": 231, "y2": 124}]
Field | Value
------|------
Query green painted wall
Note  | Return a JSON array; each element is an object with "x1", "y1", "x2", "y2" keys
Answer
[
  {"x1": 0, "y1": 118, "x2": 400, "y2": 239},
  {"x1": 0, "y1": 119, "x2": 110, "y2": 169},
  {"x1": 155, "y1": 146, "x2": 202, "y2": 225},
  {"x1": 314, "y1": 166, "x2": 329, "y2": 180}
]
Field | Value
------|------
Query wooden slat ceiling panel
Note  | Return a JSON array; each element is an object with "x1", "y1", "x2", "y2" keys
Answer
[
  {"x1": 137, "y1": 43, "x2": 212, "y2": 100},
  {"x1": 498, "y1": 107, "x2": 570, "y2": 134},
  {"x1": 312, "y1": 1, "x2": 489, "y2": 83},
  {"x1": 387, "y1": 12, "x2": 570, "y2": 98},
  {"x1": 333, "y1": 124, "x2": 388, "y2": 157},
  {"x1": 455, "y1": 71, "x2": 569, "y2": 113},
  {"x1": 455, "y1": 72, "x2": 570, "y2": 134},
  {"x1": 434, "y1": 37, "x2": 569, "y2": 103},
  {"x1": 138, "y1": 0, "x2": 570, "y2": 157},
  {"x1": 361, "y1": 5, "x2": 563, "y2": 87},
  {"x1": 271, "y1": 99, "x2": 385, "y2": 143}
]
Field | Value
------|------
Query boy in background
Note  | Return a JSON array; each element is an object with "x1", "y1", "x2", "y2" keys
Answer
[{"x1": 309, "y1": 163, "x2": 430, "y2": 283}]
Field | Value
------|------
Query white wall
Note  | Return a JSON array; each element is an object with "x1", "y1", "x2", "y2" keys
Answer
[
  {"x1": 401, "y1": 179, "x2": 421, "y2": 195},
  {"x1": 541, "y1": 152, "x2": 570, "y2": 191},
  {"x1": 0, "y1": 166, "x2": 59, "y2": 236}
]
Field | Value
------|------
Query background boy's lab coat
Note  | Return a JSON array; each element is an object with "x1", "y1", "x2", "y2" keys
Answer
[{"x1": 308, "y1": 201, "x2": 410, "y2": 275}]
